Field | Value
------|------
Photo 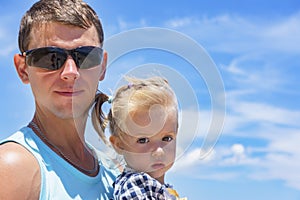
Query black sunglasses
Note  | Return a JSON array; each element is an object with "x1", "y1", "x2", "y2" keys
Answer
[{"x1": 22, "y1": 46, "x2": 103, "y2": 70}]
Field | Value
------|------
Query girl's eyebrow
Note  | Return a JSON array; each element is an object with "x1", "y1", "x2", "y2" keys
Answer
[
  {"x1": 125, "y1": 130, "x2": 177, "y2": 139},
  {"x1": 162, "y1": 131, "x2": 177, "y2": 135},
  {"x1": 124, "y1": 132, "x2": 150, "y2": 138}
]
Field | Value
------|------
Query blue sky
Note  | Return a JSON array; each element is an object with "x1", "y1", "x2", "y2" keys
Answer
[{"x1": 1, "y1": 0, "x2": 300, "y2": 199}]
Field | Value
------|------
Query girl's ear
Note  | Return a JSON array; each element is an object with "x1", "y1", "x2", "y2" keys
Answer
[
  {"x1": 14, "y1": 54, "x2": 30, "y2": 84},
  {"x1": 109, "y1": 135, "x2": 124, "y2": 155}
]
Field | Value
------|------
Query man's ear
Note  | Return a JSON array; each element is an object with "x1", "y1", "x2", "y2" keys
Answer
[
  {"x1": 14, "y1": 54, "x2": 30, "y2": 84},
  {"x1": 99, "y1": 51, "x2": 107, "y2": 81},
  {"x1": 109, "y1": 135, "x2": 124, "y2": 155}
]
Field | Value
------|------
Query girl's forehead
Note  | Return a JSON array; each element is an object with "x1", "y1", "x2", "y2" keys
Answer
[
  {"x1": 124, "y1": 110, "x2": 178, "y2": 138},
  {"x1": 130, "y1": 105, "x2": 177, "y2": 122}
]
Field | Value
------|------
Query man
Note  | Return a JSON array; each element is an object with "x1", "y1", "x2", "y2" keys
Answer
[{"x1": 0, "y1": 0, "x2": 119, "y2": 199}]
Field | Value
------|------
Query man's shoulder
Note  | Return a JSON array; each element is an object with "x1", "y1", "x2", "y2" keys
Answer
[
  {"x1": 0, "y1": 141, "x2": 39, "y2": 169},
  {"x1": 0, "y1": 127, "x2": 40, "y2": 175},
  {"x1": 0, "y1": 142, "x2": 41, "y2": 199}
]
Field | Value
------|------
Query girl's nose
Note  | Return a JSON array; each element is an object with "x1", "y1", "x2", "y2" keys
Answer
[{"x1": 151, "y1": 147, "x2": 164, "y2": 158}]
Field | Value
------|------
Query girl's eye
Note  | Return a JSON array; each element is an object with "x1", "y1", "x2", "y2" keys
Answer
[
  {"x1": 137, "y1": 137, "x2": 149, "y2": 144},
  {"x1": 162, "y1": 136, "x2": 173, "y2": 142}
]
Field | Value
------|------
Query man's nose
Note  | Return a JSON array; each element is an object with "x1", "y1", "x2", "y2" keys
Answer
[{"x1": 60, "y1": 56, "x2": 80, "y2": 81}]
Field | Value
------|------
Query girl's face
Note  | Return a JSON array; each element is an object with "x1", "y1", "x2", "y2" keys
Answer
[{"x1": 112, "y1": 106, "x2": 178, "y2": 184}]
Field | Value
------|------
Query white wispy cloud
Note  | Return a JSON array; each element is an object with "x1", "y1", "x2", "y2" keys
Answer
[
  {"x1": 230, "y1": 101, "x2": 300, "y2": 127},
  {"x1": 0, "y1": 44, "x2": 17, "y2": 57},
  {"x1": 245, "y1": 127, "x2": 300, "y2": 189},
  {"x1": 0, "y1": 13, "x2": 20, "y2": 56},
  {"x1": 165, "y1": 13, "x2": 300, "y2": 54},
  {"x1": 0, "y1": 31, "x2": 18, "y2": 57},
  {"x1": 104, "y1": 17, "x2": 149, "y2": 37},
  {"x1": 172, "y1": 81, "x2": 300, "y2": 190}
]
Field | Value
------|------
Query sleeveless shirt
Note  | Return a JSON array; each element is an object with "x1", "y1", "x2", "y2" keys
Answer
[{"x1": 0, "y1": 126, "x2": 119, "y2": 200}]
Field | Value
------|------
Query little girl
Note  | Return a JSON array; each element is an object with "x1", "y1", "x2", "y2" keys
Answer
[{"x1": 92, "y1": 76, "x2": 187, "y2": 200}]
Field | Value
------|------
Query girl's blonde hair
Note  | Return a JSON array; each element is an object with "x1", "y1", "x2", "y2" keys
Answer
[{"x1": 92, "y1": 76, "x2": 178, "y2": 145}]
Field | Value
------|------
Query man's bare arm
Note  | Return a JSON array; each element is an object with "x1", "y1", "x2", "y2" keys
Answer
[{"x1": 0, "y1": 142, "x2": 41, "y2": 200}]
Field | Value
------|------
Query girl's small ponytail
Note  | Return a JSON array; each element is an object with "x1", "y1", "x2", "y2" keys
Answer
[{"x1": 92, "y1": 92, "x2": 109, "y2": 145}]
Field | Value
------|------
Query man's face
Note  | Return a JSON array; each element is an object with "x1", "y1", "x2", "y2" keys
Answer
[{"x1": 25, "y1": 22, "x2": 106, "y2": 119}]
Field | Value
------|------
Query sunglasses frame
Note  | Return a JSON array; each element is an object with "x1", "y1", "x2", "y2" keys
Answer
[{"x1": 22, "y1": 46, "x2": 103, "y2": 70}]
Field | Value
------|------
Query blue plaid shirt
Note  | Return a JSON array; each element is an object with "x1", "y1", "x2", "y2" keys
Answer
[{"x1": 113, "y1": 167, "x2": 176, "y2": 200}]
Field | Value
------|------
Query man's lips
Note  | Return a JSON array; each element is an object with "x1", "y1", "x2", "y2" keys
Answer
[{"x1": 55, "y1": 90, "x2": 84, "y2": 97}]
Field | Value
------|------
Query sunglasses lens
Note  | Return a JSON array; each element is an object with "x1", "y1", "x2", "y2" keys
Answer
[
  {"x1": 74, "y1": 46, "x2": 103, "y2": 69},
  {"x1": 25, "y1": 46, "x2": 103, "y2": 70},
  {"x1": 25, "y1": 47, "x2": 66, "y2": 70}
]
